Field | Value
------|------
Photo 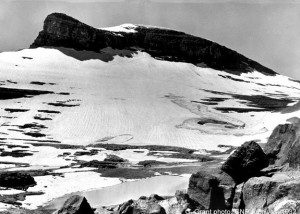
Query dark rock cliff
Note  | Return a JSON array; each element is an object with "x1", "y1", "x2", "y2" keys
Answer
[{"x1": 31, "y1": 13, "x2": 276, "y2": 76}]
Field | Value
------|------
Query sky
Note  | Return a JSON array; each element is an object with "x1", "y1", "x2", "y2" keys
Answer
[{"x1": 0, "y1": 0, "x2": 299, "y2": 79}]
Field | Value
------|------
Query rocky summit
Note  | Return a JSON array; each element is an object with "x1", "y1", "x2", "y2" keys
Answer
[{"x1": 31, "y1": 13, "x2": 276, "y2": 75}]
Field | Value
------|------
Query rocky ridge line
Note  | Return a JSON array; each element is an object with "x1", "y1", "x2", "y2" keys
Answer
[{"x1": 31, "y1": 13, "x2": 276, "y2": 76}]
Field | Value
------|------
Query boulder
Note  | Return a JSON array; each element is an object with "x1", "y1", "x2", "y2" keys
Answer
[
  {"x1": 221, "y1": 141, "x2": 268, "y2": 183},
  {"x1": 264, "y1": 117, "x2": 300, "y2": 168},
  {"x1": 159, "y1": 197, "x2": 188, "y2": 214},
  {"x1": 242, "y1": 171, "x2": 300, "y2": 214},
  {"x1": 106, "y1": 196, "x2": 166, "y2": 214},
  {"x1": 187, "y1": 168, "x2": 235, "y2": 211},
  {"x1": 118, "y1": 199, "x2": 134, "y2": 214},
  {"x1": 152, "y1": 190, "x2": 200, "y2": 214},
  {"x1": 0, "y1": 172, "x2": 36, "y2": 190},
  {"x1": 134, "y1": 202, "x2": 166, "y2": 214},
  {"x1": 55, "y1": 195, "x2": 94, "y2": 214}
]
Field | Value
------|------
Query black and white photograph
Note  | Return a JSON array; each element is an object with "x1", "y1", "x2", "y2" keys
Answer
[{"x1": 0, "y1": 0, "x2": 299, "y2": 213}]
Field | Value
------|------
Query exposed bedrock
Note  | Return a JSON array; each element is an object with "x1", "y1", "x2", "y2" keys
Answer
[
  {"x1": 264, "y1": 117, "x2": 300, "y2": 168},
  {"x1": 31, "y1": 13, "x2": 276, "y2": 75},
  {"x1": 242, "y1": 172, "x2": 300, "y2": 214}
]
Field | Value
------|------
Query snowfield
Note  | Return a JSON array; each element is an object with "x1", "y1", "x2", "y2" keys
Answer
[{"x1": 1, "y1": 47, "x2": 300, "y2": 150}]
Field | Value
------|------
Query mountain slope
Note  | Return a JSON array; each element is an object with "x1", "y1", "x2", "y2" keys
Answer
[{"x1": 1, "y1": 12, "x2": 300, "y2": 210}]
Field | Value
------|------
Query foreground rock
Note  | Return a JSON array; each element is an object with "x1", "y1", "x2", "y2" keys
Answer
[
  {"x1": 221, "y1": 141, "x2": 268, "y2": 183},
  {"x1": 160, "y1": 190, "x2": 198, "y2": 214},
  {"x1": 187, "y1": 168, "x2": 235, "y2": 210},
  {"x1": 54, "y1": 195, "x2": 94, "y2": 214},
  {"x1": 99, "y1": 192, "x2": 201, "y2": 214},
  {"x1": 242, "y1": 171, "x2": 300, "y2": 214},
  {"x1": 104, "y1": 195, "x2": 166, "y2": 214},
  {"x1": 264, "y1": 117, "x2": 300, "y2": 168},
  {"x1": 31, "y1": 13, "x2": 276, "y2": 76},
  {"x1": 0, "y1": 172, "x2": 36, "y2": 190}
]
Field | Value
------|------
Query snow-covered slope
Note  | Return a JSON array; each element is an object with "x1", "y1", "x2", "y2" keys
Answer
[{"x1": 0, "y1": 47, "x2": 300, "y2": 150}]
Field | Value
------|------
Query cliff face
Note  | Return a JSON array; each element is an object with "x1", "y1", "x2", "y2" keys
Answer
[{"x1": 31, "y1": 13, "x2": 276, "y2": 76}]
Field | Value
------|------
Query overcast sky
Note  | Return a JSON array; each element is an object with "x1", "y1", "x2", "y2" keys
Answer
[{"x1": 1, "y1": 0, "x2": 299, "y2": 79}]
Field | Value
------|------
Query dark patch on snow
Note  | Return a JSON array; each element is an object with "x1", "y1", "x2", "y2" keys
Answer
[
  {"x1": 30, "y1": 81, "x2": 46, "y2": 85},
  {"x1": 197, "y1": 97, "x2": 228, "y2": 105},
  {"x1": 7, "y1": 80, "x2": 17, "y2": 84},
  {"x1": 7, "y1": 129, "x2": 25, "y2": 133},
  {"x1": 197, "y1": 118, "x2": 240, "y2": 128},
  {"x1": 218, "y1": 74, "x2": 250, "y2": 83},
  {"x1": 0, "y1": 87, "x2": 53, "y2": 100},
  {"x1": 23, "y1": 132, "x2": 46, "y2": 138},
  {"x1": 289, "y1": 78, "x2": 300, "y2": 84},
  {"x1": 48, "y1": 102, "x2": 79, "y2": 107},
  {"x1": 38, "y1": 110, "x2": 61, "y2": 114},
  {"x1": 231, "y1": 94, "x2": 294, "y2": 111},
  {"x1": 18, "y1": 123, "x2": 47, "y2": 130},
  {"x1": 214, "y1": 107, "x2": 267, "y2": 113},
  {"x1": 22, "y1": 56, "x2": 33, "y2": 60},
  {"x1": 197, "y1": 102, "x2": 219, "y2": 106},
  {"x1": 4, "y1": 108, "x2": 30, "y2": 113},
  {"x1": 201, "y1": 89, "x2": 294, "y2": 111},
  {"x1": 0, "y1": 151, "x2": 33, "y2": 158},
  {"x1": 3, "y1": 144, "x2": 30, "y2": 149},
  {"x1": 0, "y1": 137, "x2": 60, "y2": 144},
  {"x1": 34, "y1": 115, "x2": 52, "y2": 121},
  {"x1": 57, "y1": 92, "x2": 70, "y2": 95}
]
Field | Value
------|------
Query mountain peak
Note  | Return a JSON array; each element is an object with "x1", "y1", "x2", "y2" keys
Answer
[{"x1": 31, "y1": 12, "x2": 276, "y2": 76}]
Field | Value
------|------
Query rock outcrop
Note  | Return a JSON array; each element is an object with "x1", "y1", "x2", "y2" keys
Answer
[
  {"x1": 221, "y1": 141, "x2": 268, "y2": 183},
  {"x1": 31, "y1": 13, "x2": 276, "y2": 76},
  {"x1": 242, "y1": 171, "x2": 300, "y2": 214},
  {"x1": 160, "y1": 190, "x2": 198, "y2": 214},
  {"x1": 264, "y1": 117, "x2": 300, "y2": 168},
  {"x1": 0, "y1": 172, "x2": 36, "y2": 190},
  {"x1": 54, "y1": 195, "x2": 95, "y2": 214},
  {"x1": 187, "y1": 168, "x2": 235, "y2": 211},
  {"x1": 105, "y1": 195, "x2": 166, "y2": 214}
]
